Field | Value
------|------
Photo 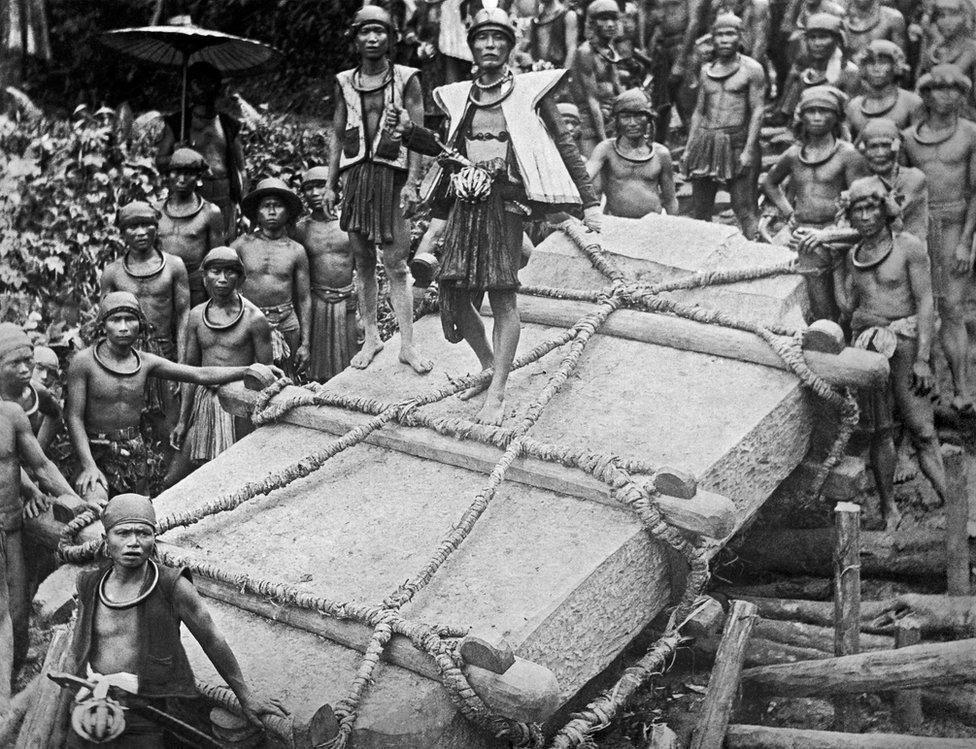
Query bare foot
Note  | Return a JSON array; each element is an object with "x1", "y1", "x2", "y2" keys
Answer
[
  {"x1": 351, "y1": 338, "x2": 383, "y2": 369},
  {"x1": 893, "y1": 451, "x2": 918, "y2": 484},
  {"x1": 398, "y1": 345, "x2": 433, "y2": 375},
  {"x1": 459, "y1": 378, "x2": 491, "y2": 402},
  {"x1": 474, "y1": 395, "x2": 506, "y2": 425},
  {"x1": 884, "y1": 505, "x2": 903, "y2": 533}
]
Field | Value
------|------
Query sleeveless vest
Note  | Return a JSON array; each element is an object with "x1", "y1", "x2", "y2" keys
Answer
[
  {"x1": 74, "y1": 563, "x2": 198, "y2": 699},
  {"x1": 430, "y1": 69, "x2": 583, "y2": 205},
  {"x1": 336, "y1": 64, "x2": 419, "y2": 173}
]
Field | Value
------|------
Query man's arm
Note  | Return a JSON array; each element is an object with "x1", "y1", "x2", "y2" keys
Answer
[
  {"x1": 574, "y1": 47, "x2": 608, "y2": 141},
  {"x1": 833, "y1": 253, "x2": 856, "y2": 320},
  {"x1": 64, "y1": 357, "x2": 105, "y2": 497},
  {"x1": 539, "y1": 96, "x2": 600, "y2": 208},
  {"x1": 292, "y1": 248, "x2": 312, "y2": 370},
  {"x1": 174, "y1": 577, "x2": 285, "y2": 725},
  {"x1": 585, "y1": 140, "x2": 610, "y2": 196},
  {"x1": 742, "y1": 62, "x2": 766, "y2": 164},
  {"x1": 12, "y1": 405, "x2": 76, "y2": 500},
  {"x1": 251, "y1": 314, "x2": 274, "y2": 366},
  {"x1": 747, "y1": 0, "x2": 771, "y2": 65},
  {"x1": 326, "y1": 84, "x2": 346, "y2": 217},
  {"x1": 206, "y1": 204, "x2": 226, "y2": 249},
  {"x1": 761, "y1": 149, "x2": 797, "y2": 218},
  {"x1": 156, "y1": 124, "x2": 177, "y2": 172},
  {"x1": 686, "y1": 72, "x2": 707, "y2": 151},
  {"x1": 145, "y1": 352, "x2": 252, "y2": 386},
  {"x1": 657, "y1": 147, "x2": 680, "y2": 215},
  {"x1": 887, "y1": 8, "x2": 907, "y2": 52},
  {"x1": 679, "y1": 0, "x2": 707, "y2": 73},
  {"x1": 958, "y1": 136, "x2": 976, "y2": 273},
  {"x1": 229, "y1": 134, "x2": 248, "y2": 198},
  {"x1": 905, "y1": 235, "x2": 936, "y2": 389},
  {"x1": 401, "y1": 74, "x2": 426, "y2": 216},
  {"x1": 35, "y1": 387, "x2": 63, "y2": 452},
  {"x1": 564, "y1": 9, "x2": 579, "y2": 68},
  {"x1": 172, "y1": 315, "x2": 201, "y2": 450},
  {"x1": 171, "y1": 256, "x2": 191, "y2": 362},
  {"x1": 98, "y1": 264, "x2": 117, "y2": 299}
]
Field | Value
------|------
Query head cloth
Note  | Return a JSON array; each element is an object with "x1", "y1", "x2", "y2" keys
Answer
[{"x1": 102, "y1": 493, "x2": 158, "y2": 533}]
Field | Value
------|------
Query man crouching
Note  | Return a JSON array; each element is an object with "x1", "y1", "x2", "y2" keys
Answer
[{"x1": 67, "y1": 493, "x2": 285, "y2": 746}]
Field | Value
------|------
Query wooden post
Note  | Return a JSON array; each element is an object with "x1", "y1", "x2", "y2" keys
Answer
[
  {"x1": 726, "y1": 724, "x2": 974, "y2": 748},
  {"x1": 833, "y1": 501, "x2": 860, "y2": 731},
  {"x1": 944, "y1": 448, "x2": 972, "y2": 596},
  {"x1": 689, "y1": 600, "x2": 757, "y2": 749},
  {"x1": 15, "y1": 620, "x2": 77, "y2": 749},
  {"x1": 893, "y1": 615, "x2": 923, "y2": 732}
]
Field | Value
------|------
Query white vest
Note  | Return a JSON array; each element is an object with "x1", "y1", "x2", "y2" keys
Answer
[
  {"x1": 427, "y1": 69, "x2": 582, "y2": 205},
  {"x1": 337, "y1": 64, "x2": 419, "y2": 172}
]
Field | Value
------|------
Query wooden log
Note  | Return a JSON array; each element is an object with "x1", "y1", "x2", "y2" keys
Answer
[
  {"x1": 689, "y1": 600, "x2": 757, "y2": 749},
  {"x1": 833, "y1": 502, "x2": 860, "y2": 731},
  {"x1": 923, "y1": 685, "x2": 976, "y2": 726},
  {"x1": 862, "y1": 593, "x2": 976, "y2": 637},
  {"x1": 717, "y1": 578, "x2": 832, "y2": 601},
  {"x1": 945, "y1": 447, "x2": 972, "y2": 596},
  {"x1": 23, "y1": 510, "x2": 101, "y2": 554},
  {"x1": 511, "y1": 295, "x2": 889, "y2": 389},
  {"x1": 794, "y1": 456, "x2": 869, "y2": 502},
  {"x1": 220, "y1": 384, "x2": 738, "y2": 539},
  {"x1": 15, "y1": 620, "x2": 77, "y2": 749},
  {"x1": 725, "y1": 724, "x2": 975, "y2": 748},
  {"x1": 0, "y1": 678, "x2": 38, "y2": 747},
  {"x1": 892, "y1": 616, "x2": 923, "y2": 733},
  {"x1": 32, "y1": 563, "x2": 92, "y2": 626},
  {"x1": 725, "y1": 596, "x2": 889, "y2": 632},
  {"x1": 682, "y1": 595, "x2": 727, "y2": 640},
  {"x1": 733, "y1": 527, "x2": 976, "y2": 579},
  {"x1": 189, "y1": 567, "x2": 562, "y2": 722},
  {"x1": 741, "y1": 637, "x2": 976, "y2": 697}
]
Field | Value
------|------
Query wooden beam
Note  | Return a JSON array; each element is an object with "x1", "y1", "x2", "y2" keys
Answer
[
  {"x1": 741, "y1": 637, "x2": 976, "y2": 697},
  {"x1": 688, "y1": 600, "x2": 756, "y2": 749},
  {"x1": 16, "y1": 620, "x2": 77, "y2": 749},
  {"x1": 724, "y1": 596, "x2": 890, "y2": 632},
  {"x1": 187, "y1": 565, "x2": 562, "y2": 722},
  {"x1": 893, "y1": 616, "x2": 923, "y2": 733},
  {"x1": 511, "y1": 295, "x2": 889, "y2": 388},
  {"x1": 725, "y1": 724, "x2": 974, "y2": 748},
  {"x1": 833, "y1": 502, "x2": 861, "y2": 731},
  {"x1": 220, "y1": 384, "x2": 738, "y2": 539},
  {"x1": 945, "y1": 447, "x2": 972, "y2": 596}
]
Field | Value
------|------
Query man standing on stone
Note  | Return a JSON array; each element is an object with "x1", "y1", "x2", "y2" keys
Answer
[
  {"x1": 232, "y1": 178, "x2": 311, "y2": 376},
  {"x1": 294, "y1": 167, "x2": 360, "y2": 383},
  {"x1": 158, "y1": 147, "x2": 226, "y2": 308},
  {"x1": 570, "y1": 0, "x2": 625, "y2": 157},
  {"x1": 762, "y1": 86, "x2": 867, "y2": 320},
  {"x1": 587, "y1": 89, "x2": 679, "y2": 217},
  {"x1": 100, "y1": 202, "x2": 190, "y2": 443},
  {"x1": 846, "y1": 40, "x2": 922, "y2": 137},
  {"x1": 392, "y1": 1, "x2": 601, "y2": 424},
  {"x1": 903, "y1": 64, "x2": 976, "y2": 415},
  {"x1": 684, "y1": 13, "x2": 765, "y2": 239},
  {"x1": 832, "y1": 177, "x2": 947, "y2": 526},
  {"x1": 843, "y1": 0, "x2": 906, "y2": 59},
  {"x1": 157, "y1": 61, "x2": 247, "y2": 239},
  {"x1": 165, "y1": 248, "x2": 272, "y2": 487},
  {"x1": 326, "y1": 5, "x2": 432, "y2": 375}
]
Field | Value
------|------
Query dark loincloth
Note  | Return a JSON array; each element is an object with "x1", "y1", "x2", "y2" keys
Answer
[
  {"x1": 142, "y1": 336, "x2": 176, "y2": 415},
  {"x1": 186, "y1": 386, "x2": 236, "y2": 462},
  {"x1": 684, "y1": 125, "x2": 747, "y2": 183},
  {"x1": 77, "y1": 427, "x2": 150, "y2": 496},
  {"x1": 309, "y1": 283, "x2": 358, "y2": 382},
  {"x1": 851, "y1": 313, "x2": 917, "y2": 439},
  {"x1": 339, "y1": 162, "x2": 406, "y2": 244}
]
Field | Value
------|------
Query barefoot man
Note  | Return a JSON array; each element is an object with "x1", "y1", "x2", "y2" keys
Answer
[
  {"x1": 67, "y1": 493, "x2": 285, "y2": 747},
  {"x1": 394, "y1": 1, "x2": 601, "y2": 424},
  {"x1": 830, "y1": 176, "x2": 948, "y2": 526},
  {"x1": 0, "y1": 326, "x2": 81, "y2": 714},
  {"x1": 570, "y1": 0, "x2": 625, "y2": 157},
  {"x1": 587, "y1": 88, "x2": 679, "y2": 217},
  {"x1": 762, "y1": 85, "x2": 868, "y2": 321},
  {"x1": 157, "y1": 147, "x2": 226, "y2": 307},
  {"x1": 326, "y1": 5, "x2": 432, "y2": 375},
  {"x1": 100, "y1": 202, "x2": 190, "y2": 443},
  {"x1": 684, "y1": 13, "x2": 766, "y2": 239},
  {"x1": 66, "y1": 292, "x2": 276, "y2": 508},
  {"x1": 903, "y1": 64, "x2": 976, "y2": 415},
  {"x1": 294, "y1": 166, "x2": 360, "y2": 383},
  {"x1": 232, "y1": 178, "x2": 311, "y2": 376},
  {"x1": 165, "y1": 247, "x2": 272, "y2": 487}
]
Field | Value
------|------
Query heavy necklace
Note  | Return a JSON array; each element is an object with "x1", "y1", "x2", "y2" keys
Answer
[
  {"x1": 798, "y1": 138, "x2": 841, "y2": 166},
  {"x1": 352, "y1": 63, "x2": 393, "y2": 94},
  {"x1": 98, "y1": 560, "x2": 159, "y2": 610},
  {"x1": 93, "y1": 341, "x2": 142, "y2": 377},
  {"x1": 707, "y1": 56, "x2": 741, "y2": 80},
  {"x1": 468, "y1": 72, "x2": 516, "y2": 107},
  {"x1": 860, "y1": 88, "x2": 898, "y2": 117},
  {"x1": 852, "y1": 235, "x2": 893, "y2": 269},
  {"x1": 472, "y1": 67, "x2": 513, "y2": 91},
  {"x1": 910, "y1": 119, "x2": 957, "y2": 146},
  {"x1": 593, "y1": 43, "x2": 622, "y2": 64},
  {"x1": 203, "y1": 295, "x2": 246, "y2": 330},
  {"x1": 163, "y1": 193, "x2": 204, "y2": 220},
  {"x1": 123, "y1": 249, "x2": 166, "y2": 279},
  {"x1": 844, "y1": 6, "x2": 881, "y2": 34},
  {"x1": 613, "y1": 138, "x2": 654, "y2": 163}
]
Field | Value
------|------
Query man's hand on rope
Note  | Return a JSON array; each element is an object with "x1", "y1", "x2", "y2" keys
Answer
[
  {"x1": 22, "y1": 490, "x2": 50, "y2": 520},
  {"x1": 583, "y1": 206, "x2": 603, "y2": 233},
  {"x1": 239, "y1": 693, "x2": 289, "y2": 727}
]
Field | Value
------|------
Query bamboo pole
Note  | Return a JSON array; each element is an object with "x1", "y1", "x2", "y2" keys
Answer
[{"x1": 833, "y1": 501, "x2": 860, "y2": 731}]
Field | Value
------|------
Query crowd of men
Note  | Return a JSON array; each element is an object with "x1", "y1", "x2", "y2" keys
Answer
[{"x1": 2, "y1": 0, "x2": 976, "y2": 743}]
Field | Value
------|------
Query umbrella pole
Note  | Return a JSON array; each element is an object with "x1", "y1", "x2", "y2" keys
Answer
[{"x1": 180, "y1": 53, "x2": 188, "y2": 142}]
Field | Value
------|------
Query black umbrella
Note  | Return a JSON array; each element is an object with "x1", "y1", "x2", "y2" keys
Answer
[{"x1": 100, "y1": 17, "x2": 281, "y2": 139}]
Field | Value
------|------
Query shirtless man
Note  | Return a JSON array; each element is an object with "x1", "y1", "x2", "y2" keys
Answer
[
  {"x1": 1, "y1": 326, "x2": 62, "y2": 451},
  {"x1": 327, "y1": 5, "x2": 432, "y2": 375},
  {"x1": 527, "y1": 0, "x2": 579, "y2": 69},
  {"x1": 570, "y1": 0, "x2": 624, "y2": 157},
  {"x1": 157, "y1": 147, "x2": 225, "y2": 307},
  {"x1": 165, "y1": 248, "x2": 272, "y2": 487},
  {"x1": 778, "y1": 0, "x2": 845, "y2": 85},
  {"x1": 156, "y1": 61, "x2": 246, "y2": 239},
  {"x1": 689, "y1": 0, "x2": 772, "y2": 67},
  {"x1": 100, "y1": 201, "x2": 190, "y2": 442},
  {"x1": 68, "y1": 493, "x2": 284, "y2": 746},
  {"x1": 294, "y1": 166, "x2": 360, "y2": 383},
  {"x1": 232, "y1": 178, "x2": 311, "y2": 376},
  {"x1": 779, "y1": 13, "x2": 860, "y2": 120},
  {"x1": 65, "y1": 292, "x2": 273, "y2": 508},
  {"x1": 646, "y1": 0, "x2": 697, "y2": 133},
  {"x1": 587, "y1": 88, "x2": 679, "y2": 217},
  {"x1": 0, "y1": 326, "x2": 80, "y2": 709},
  {"x1": 763, "y1": 85, "x2": 868, "y2": 320},
  {"x1": 558, "y1": 101, "x2": 584, "y2": 146},
  {"x1": 843, "y1": 0, "x2": 907, "y2": 59},
  {"x1": 32, "y1": 345, "x2": 62, "y2": 402},
  {"x1": 832, "y1": 176, "x2": 947, "y2": 526},
  {"x1": 918, "y1": 0, "x2": 976, "y2": 121},
  {"x1": 847, "y1": 40, "x2": 923, "y2": 136},
  {"x1": 684, "y1": 13, "x2": 766, "y2": 239},
  {"x1": 903, "y1": 63, "x2": 976, "y2": 414}
]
